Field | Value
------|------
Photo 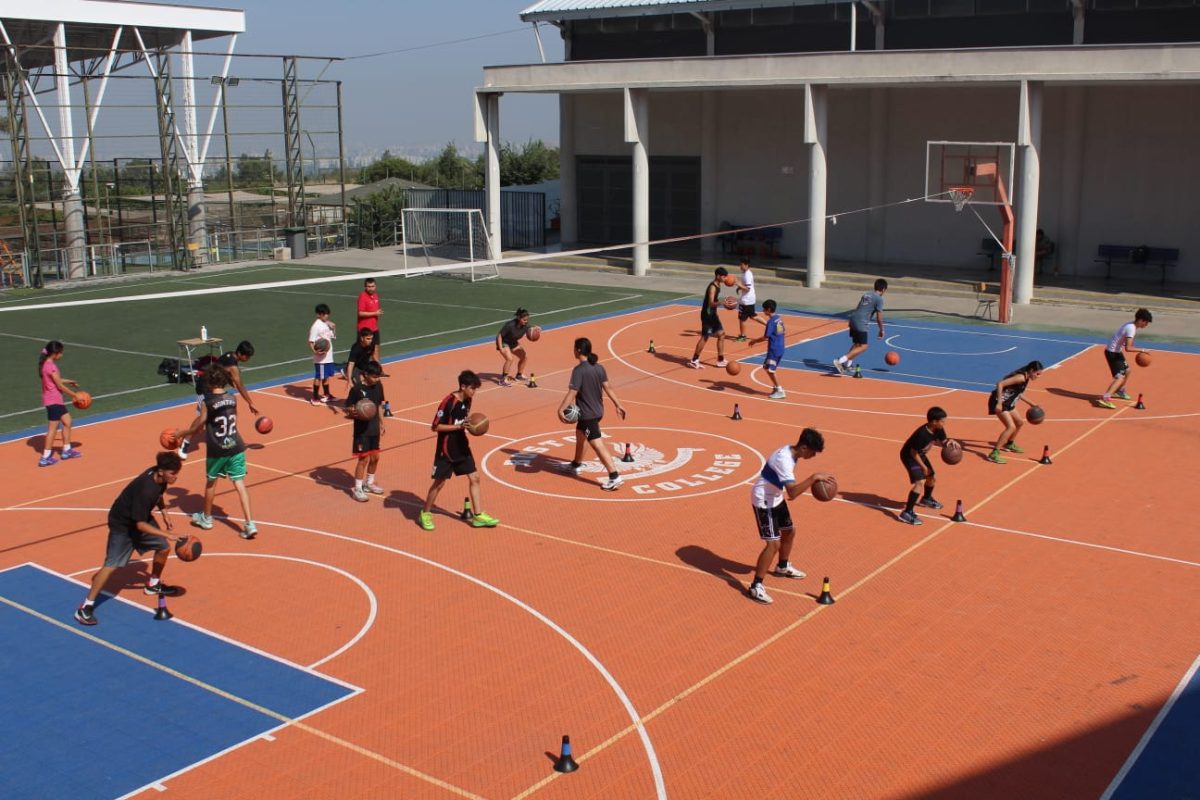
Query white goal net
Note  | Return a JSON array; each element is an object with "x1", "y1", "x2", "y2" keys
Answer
[{"x1": 400, "y1": 208, "x2": 498, "y2": 282}]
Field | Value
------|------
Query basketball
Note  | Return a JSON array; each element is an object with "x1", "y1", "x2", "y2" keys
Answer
[
  {"x1": 314, "y1": 338, "x2": 331, "y2": 354},
  {"x1": 174, "y1": 535, "x2": 202, "y2": 562},
  {"x1": 1136, "y1": 351, "x2": 1152, "y2": 367},
  {"x1": 722, "y1": 274, "x2": 736, "y2": 287},
  {"x1": 465, "y1": 411, "x2": 489, "y2": 436},
  {"x1": 941, "y1": 439, "x2": 964, "y2": 465},
  {"x1": 528, "y1": 325, "x2": 542, "y2": 342},
  {"x1": 723, "y1": 296, "x2": 737, "y2": 310},
  {"x1": 812, "y1": 477, "x2": 838, "y2": 502},
  {"x1": 72, "y1": 391, "x2": 92, "y2": 410},
  {"x1": 159, "y1": 428, "x2": 180, "y2": 450},
  {"x1": 562, "y1": 403, "x2": 581, "y2": 423},
  {"x1": 255, "y1": 416, "x2": 273, "y2": 434},
  {"x1": 355, "y1": 398, "x2": 378, "y2": 420},
  {"x1": 1026, "y1": 405, "x2": 1046, "y2": 424},
  {"x1": 726, "y1": 361, "x2": 742, "y2": 376},
  {"x1": 885, "y1": 351, "x2": 900, "y2": 366}
]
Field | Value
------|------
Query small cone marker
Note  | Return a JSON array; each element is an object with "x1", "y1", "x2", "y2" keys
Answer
[
  {"x1": 528, "y1": 374, "x2": 538, "y2": 389},
  {"x1": 621, "y1": 443, "x2": 635, "y2": 463},
  {"x1": 1039, "y1": 446, "x2": 1053, "y2": 465},
  {"x1": 951, "y1": 500, "x2": 967, "y2": 523},
  {"x1": 853, "y1": 365, "x2": 863, "y2": 379},
  {"x1": 1135, "y1": 393, "x2": 1145, "y2": 410},
  {"x1": 154, "y1": 593, "x2": 173, "y2": 621},
  {"x1": 731, "y1": 403, "x2": 742, "y2": 421},
  {"x1": 647, "y1": 339, "x2": 656, "y2": 353},
  {"x1": 382, "y1": 400, "x2": 393, "y2": 417},
  {"x1": 553, "y1": 735, "x2": 579, "y2": 773},
  {"x1": 459, "y1": 497, "x2": 474, "y2": 521},
  {"x1": 816, "y1": 577, "x2": 836, "y2": 605}
]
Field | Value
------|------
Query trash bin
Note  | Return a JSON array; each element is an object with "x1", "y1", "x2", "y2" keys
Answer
[{"x1": 283, "y1": 226, "x2": 307, "y2": 259}]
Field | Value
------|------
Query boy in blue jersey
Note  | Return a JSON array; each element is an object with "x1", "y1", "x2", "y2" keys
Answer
[
  {"x1": 749, "y1": 299, "x2": 787, "y2": 399},
  {"x1": 834, "y1": 278, "x2": 887, "y2": 376}
]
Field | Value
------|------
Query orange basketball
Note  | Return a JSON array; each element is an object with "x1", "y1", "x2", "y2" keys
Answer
[
  {"x1": 885, "y1": 351, "x2": 900, "y2": 366},
  {"x1": 255, "y1": 416, "x2": 273, "y2": 434},
  {"x1": 726, "y1": 361, "x2": 742, "y2": 376},
  {"x1": 723, "y1": 296, "x2": 737, "y2": 310},
  {"x1": 1135, "y1": 351, "x2": 1151, "y2": 367},
  {"x1": 72, "y1": 391, "x2": 92, "y2": 410},
  {"x1": 465, "y1": 411, "x2": 489, "y2": 436},
  {"x1": 159, "y1": 428, "x2": 180, "y2": 450},
  {"x1": 812, "y1": 477, "x2": 838, "y2": 502},
  {"x1": 722, "y1": 274, "x2": 736, "y2": 287},
  {"x1": 527, "y1": 325, "x2": 542, "y2": 342}
]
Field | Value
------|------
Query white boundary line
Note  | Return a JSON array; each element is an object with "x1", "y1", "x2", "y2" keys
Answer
[{"x1": 884, "y1": 333, "x2": 1017, "y2": 356}]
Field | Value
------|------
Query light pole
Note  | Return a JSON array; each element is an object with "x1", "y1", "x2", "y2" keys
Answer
[
  {"x1": 211, "y1": 75, "x2": 240, "y2": 233},
  {"x1": 302, "y1": 129, "x2": 318, "y2": 185},
  {"x1": 103, "y1": 182, "x2": 114, "y2": 246}
]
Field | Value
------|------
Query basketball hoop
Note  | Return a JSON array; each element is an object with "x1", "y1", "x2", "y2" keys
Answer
[{"x1": 947, "y1": 186, "x2": 974, "y2": 212}]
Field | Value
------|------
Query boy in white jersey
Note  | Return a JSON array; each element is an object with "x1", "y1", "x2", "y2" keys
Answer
[
  {"x1": 733, "y1": 258, "x2": 762, "y2": 341},
  {"x1": 746, "y1": 428, "x2": 830, "y2": 605},
  {"x1": 1097, "y1": 308, "x2": 1152, "y2": 409}
]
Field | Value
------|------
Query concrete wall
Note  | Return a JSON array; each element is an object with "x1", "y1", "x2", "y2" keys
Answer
[{"x1": 567, "y1": 83, "x2": 1200, "y2": 283}]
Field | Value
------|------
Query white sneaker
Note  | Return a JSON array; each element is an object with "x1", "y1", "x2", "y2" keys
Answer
[
  {"x1": 190, "y1": 512, "x2": 213, "y2": 530},
  {"x1": 351, "y1": 487, "x2": 369, "y2": 503},
  {"x1": 747, "y1": 583, "x2": 773, "y2": 604},
  {"x1": 716, "y1": 358, "x2": 729, "y2": 368},
  {"x1": 772, "y1": 563, "x2": 806, "y2": 579},
  {"x1": 687, "y1": 359, "x2": 703, "y2": 369},
  {"x1": 560, "y1": 461, "x2": 584, "y2": 475},
  {"x1": 365, "y1": 483, "x2": 385, "y2": 495},
  {"x1": 176, "y1": 446, "x2": 188, "y2": 461},
  {"x1": 769, "y1": 388, "x2": 787, "y2": 400},
  {"x1": 832, "y1": 359, "x2": 847, "y2": 376},
  {"x1": 601, "y1": 474, "x2": 624, "y2": 492}
]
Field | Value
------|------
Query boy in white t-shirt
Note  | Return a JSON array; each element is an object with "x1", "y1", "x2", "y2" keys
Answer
[
  {"x1": 1097, "y1": 308, "x2": 1152, "y2": 409},
  {"x1": 308, "y1": 303, "x2": 338, "y2": 405},
  {"x1": 746, "y1": 428, "x2": 830, "y2": 605},
  {"x1": 733, "y1": 257, "x2": 762, "y2": 341}
]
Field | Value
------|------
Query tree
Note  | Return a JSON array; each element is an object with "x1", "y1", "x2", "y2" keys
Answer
[
  {"x1": 360, "y1": 151, "x2": 420, "y2": 184},
  {"x1": 499, "y1": 139, "x2": 559, "y2": 186},
  {"x1": 418, "y1": 142, "x2": 481, "y2": 190},
  {"x1": 350, "y1": 184, "x2": 406, "y2": 248},
  {"x1": 234, "y1": 151, "x2": 279, "y2": 189}
]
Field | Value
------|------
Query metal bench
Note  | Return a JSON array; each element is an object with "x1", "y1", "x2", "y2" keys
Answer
[{"x1": 1095, "y1": 245, "x2": 1178, "y2": 286}]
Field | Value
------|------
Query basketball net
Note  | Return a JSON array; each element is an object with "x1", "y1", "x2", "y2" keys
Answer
[{"x1": 948, "y1": 187, "x2": 974, "y2": 212}]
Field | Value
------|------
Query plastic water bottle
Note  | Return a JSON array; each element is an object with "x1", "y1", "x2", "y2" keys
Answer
[{"x1": 200, "y1": 325, "x2": 208, "y2": 341}]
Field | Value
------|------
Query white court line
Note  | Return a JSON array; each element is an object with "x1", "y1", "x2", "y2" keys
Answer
[
  {"x1": 746, "y1": 364, "x2": 958, "y2": 401},
  {"x1": 884, "y1": 333, "x2": 1017, "y2": 357},
  {"x1": 1100, "y1": 653, "x2": 1200, "y2": 800},
  {"x1": 0, "y1": 330, "x2": 176, "y2": 360}
]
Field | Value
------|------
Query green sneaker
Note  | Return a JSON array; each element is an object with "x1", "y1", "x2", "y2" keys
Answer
[
  {"x1": 418, "y1": 511, "x2": 435, "y2": 531},
  {"x1": 470, "y1": 511, "x2": 499, "y2": 528},
  {"x1": 1003, "y1": 442, "x2": 1024, "y2": 453},
  {"x1": 1114, "y1": 390, "x2": 1132, "y2": 401},
  {"x1": 1096, "y1": 398, "x2": 1117, "y2": 409},
  {"x1": 986, "y1": 450, "x2": 1007, "y2": 464}
]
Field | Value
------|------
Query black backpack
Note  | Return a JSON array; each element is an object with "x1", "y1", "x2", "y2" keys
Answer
[{"x1": 1131, "y1": 245, "x2": 1150, "y2": 264}]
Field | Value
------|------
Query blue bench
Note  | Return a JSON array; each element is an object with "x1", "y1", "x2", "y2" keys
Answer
[
  {"x1": 719, "y1": 222, "x2": 783, "y2": 258},
  {"x1": 1095, "y1": 244, "x2": 1178, "y2": 286}
]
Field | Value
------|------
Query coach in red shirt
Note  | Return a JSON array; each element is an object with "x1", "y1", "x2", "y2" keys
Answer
[{"x1": 357, "y1": 277, "x2": 383, "y2": 361}]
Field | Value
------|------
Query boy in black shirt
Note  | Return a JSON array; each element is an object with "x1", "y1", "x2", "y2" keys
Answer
[
  {"x1": 418, "y1": 370, "x2": 499, "y2": 530},
  {"x1": 345, "y1": 361, "x2": 386, "y2": 502},
  {"x1": 343, "y1": 328, "x2": 377, "y2": 387},
  {"x1": 898, "y1": 406, "x2": 948, "y2": 526}
]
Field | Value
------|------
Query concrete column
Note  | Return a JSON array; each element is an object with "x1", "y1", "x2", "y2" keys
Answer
[
  {"x1": 804, "y1": 83, "x2": 828, "y2": 289},
  {"x1": 624, "y1": 88, "x2": 650, "y2": 277},
  {"x1": 61, "y1": 191, "x2": 87, "y2": 279},
  {"x1": 485, "y1": 93, "x2": 502, "y2": 261},
  {"x1": 559, "y1": 94, "x2": 577, "y2": 246},
  {"x1": 54, "y1": 23, "x2": 86, "y2": 279},
  {"x1": 180, "y1": 32, "x2": 207, "y2": 264},
  {"x1": 1059, "y1": 87, "x2": 1086, "y2": 276},
  {"x1": 700, "y1": 91, "x2": 718, "y2": 256},
  {"x1": 188, "y1": 184, "x2": 208, "y2": 265},
  {"x1": 1015, "y1": 80, "x2": 1042, "y2": 306},
  {"x1": 866, "y1": 88, "x2": 888, "y2": 263}
]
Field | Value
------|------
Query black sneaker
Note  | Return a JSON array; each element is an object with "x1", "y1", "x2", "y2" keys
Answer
[
  {"x1": 144, "y1": 582, "x2": 181, "y2": 597},
  {"x1": 74, "y1": 605, "x2": 97, "y2": 626},
  {"x1": 918, "y1": 497, "x2": 944, "y2": 510}
]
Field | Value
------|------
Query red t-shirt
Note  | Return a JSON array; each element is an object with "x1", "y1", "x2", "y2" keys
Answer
[{"x1": 357, "y1": 291, "x2": 380, "y2": 332}]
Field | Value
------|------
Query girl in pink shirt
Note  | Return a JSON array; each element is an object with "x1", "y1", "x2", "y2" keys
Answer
[{"x1": 38, "y1": 340, "x2": 83, "y2": 466}]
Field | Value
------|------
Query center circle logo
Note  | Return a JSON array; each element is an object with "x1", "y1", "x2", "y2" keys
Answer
[{"x1": 481, "y1": 426, "x2": 764, "y2": 502}]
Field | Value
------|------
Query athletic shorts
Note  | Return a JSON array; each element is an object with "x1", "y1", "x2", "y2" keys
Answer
[
  {"x1": 764, "y1": 350, "x2": 784, "y2": 374},
  {"x1": 752, "y1": 501, "x2": 793, "y2": 541},
  {"x1": 901, "y1": 454, "x2": 933, "y2": 483},
  {"x1": 314, "y1": 362, "x2": 340, "y2": 381},
  {"x1": 46, "y1": 403, "x2": 68, "y2": 421},
  {"x1": 103, "y1": 523, "x2": 168, "y2": 568},
  {"x1": 699, "y1": 314, "x2": 724, "y2": 338},
  {"x1": 432, "y1": 453, "x2": 476, "y2": 480},
  {"x1": 353, "y1": 434, "x2": 380, "y2": 457},
  {"x1": 1104, "y1": 349, "x2": 1129, "y2": 379},
  {"x1": 577, "y1": 417, "x2": 602, "y2": 442},
  {"x1": 206, "y1": 451, "x2": 247, "y2": 481},
  {"x1": 738, "y1": 303, "x2": 757, "y2": 321},
  {"x1": 987, "y1": 391, "x2": 1017, "y2": 416},
  {"x1": 849, "y1": 327, "x2": 869, "y2": 346}
]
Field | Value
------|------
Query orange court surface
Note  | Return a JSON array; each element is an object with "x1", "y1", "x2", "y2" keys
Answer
[{"x1": 4, "y1": 302, "x2": 1200, "y2": 800}]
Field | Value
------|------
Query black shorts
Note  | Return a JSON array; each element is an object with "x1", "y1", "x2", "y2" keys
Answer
[
  {"x1": 699, "y1": 314, "x2": 724, "y2": 338},
  {"x1": 577, "y1": 418, "x2": 602, "y2": 442},
  {"x1": 353, "y1": 434, "x2": 380, "y2": 457},
  {"x1": 849, "y1": 327, "x2": 869, "y2": 346},
  {"x1": 987, "y1": 391, "x2": 1017, "y2": 416},
  {"x1": 432, "y1": 453, "x2": 476, "y2": 480},
  {"x1": 752, "y1": 501, "x2": 793, "y2": 541},
  {"x1": 737, "y1": 303, "x2": 757, "y2": 321},
  {"x1": 1104, "y1": 349, "x2": 1129, "y2": 379},
  {"x1": 46, "y1": 403, "x2": 68, "y2": 421},
  {"x1": 901, "y1": 453, "x2": 933, "y2": 483},
  {"x1": 103, "y1": 523, "x2": 168, "y2": 568}
]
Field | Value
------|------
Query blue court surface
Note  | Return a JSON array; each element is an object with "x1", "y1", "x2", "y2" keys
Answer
[
  {"x1": 0, "y1": 564, "x2": 359, "y2": 799},
  {"x1": 1107, "y1": 658, "x2": 1200, "y2": 800}
]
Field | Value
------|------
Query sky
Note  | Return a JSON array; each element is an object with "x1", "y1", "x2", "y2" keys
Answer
[{"x1": 233, "y1": 1, "x2": 562, "y2": 161}]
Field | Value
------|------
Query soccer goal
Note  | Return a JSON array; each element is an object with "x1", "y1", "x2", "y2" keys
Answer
[{"x1": 400, "y1": 208, "x2": 498, "y2": 282}]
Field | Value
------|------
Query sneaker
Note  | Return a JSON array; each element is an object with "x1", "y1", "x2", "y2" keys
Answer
[
  {"x1": 176, "y1": 446, "x2": 188, "y2": 461},
  {"x1": 240, "y1": 521, "x2": 257, "y2": 540},
  {"x1": 309, "y1": 398, "x2": 324, "y2": 407},
  {"x1": 365, "y1": 483, "x2": 385, "y2": 495},
  {"x1": 351, "y1": 487, "x2": 369, "y2": 503},
  {"x1": 918, "y1": 497, "x2": 944, "y2": 510},
  {"x1": 144, "y1": 582, "x2": 181, "y2": 597},
  {"x1": 747, "y1": 583, "x2": 773, "y2": 604},
  {"x1": 38, "y1": 456, "x2": 58, "y2": 467},
  {"x1": 514, "y1": 374, "x2": 527, "y2": 382},
  {"x1": 734, "y1": 335, "x2": 748, "y2": 343},
  {"x1": 1002, "y1": 442, "x2": 1025, "y2": 454},
  {"x1": 686, "y1": 359, "x2": 703, "y2": 370},
  {"x1": 1114, "y1": 390, "x2": 1133, "y2": 401},
  {"x1": 898, "y1": 510, "x2": 924, "y2": 526},
  {"x1": 986, "y1": 450, "x2": 1007, "y2": 464},
  {"x1": 560, "y1": 461, "x2": 584, "y2": 475},
  {"x1": 716, "y1": 359, "x2": 729, "y2": 368},
  {"x1": 471, "y1": 512, "x2": 500, "y2": 528},
  {"x1": 322, "y1": 395, "x2": 335, "y2": 404},
  {"x1": 418, "y1": 510, "x2": 435, "y2": 531},
  {"x1": 191, "y1": 512, "x2": 213, "y2": 530},
  {"x1": 1096, "y1": 398, "x2": 1117, "y2": 409},
  {"x1": 832, "y1": 359, "x2": 847, "y2": 376},
  {"x1": 61, "y1": 449, "x2": 83, "y2": 460},
  {"x1": 498, "y1": 379, "x2": 513, "y2": 387},
  {"x1": 601, "y1": 474, "x2": 624, "y2": 492},
  {"x1": 768, "y1": 388, "x2": 787, "y2": 400},
  {"x1": 74, "y1": 605, "x2": 97, "y2": 626},
  {"x1": 772, "y1": 563, "x2": 807, "y2": 579}
]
